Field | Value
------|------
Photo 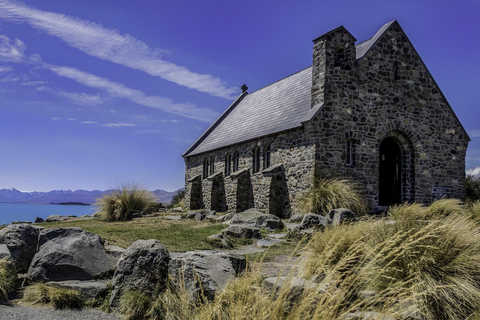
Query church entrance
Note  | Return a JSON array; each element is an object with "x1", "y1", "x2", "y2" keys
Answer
[{"x1": 379, "y1": 137, "x2": 402, "y2": 206}]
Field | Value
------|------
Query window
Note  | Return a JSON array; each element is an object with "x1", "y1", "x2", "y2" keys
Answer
[
  {"x1": 345, "y1": 139, "x2": 354, "y2": 167},
  {"x1": 203, "y1": 158, "x2": 209, "y2": 179},
  {"x1": 225, "y1": 153, "x2": 232, "y2": 176},
  {"x1": 209, "y1": 157, "x2": 215, "y2": 176},
  {"x1": 253, "y1": 147, "x2": 261, "y2": 173},
  {"x1": 233, "y1": 151, "x2": 239, "y2": 172},
  {"x1": 263, "y1": 144, "x2": 271, "y2": 169}
]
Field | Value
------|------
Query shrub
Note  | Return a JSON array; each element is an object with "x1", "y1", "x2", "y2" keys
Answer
[
  {"x1": 95, "y1": 183, "x2": 158, "y2": 221},
  {"x1": 119, "y1": 290, "x2": 152, "y2": 320},
  {"x1": 24, "y1": 284, "x2": 83, "y2": 309},
  {"x1": 467, "y1": 175, "x2": 480, "y2": 202},
  {"x1": 0, "y1": 259, "x2": 16, "y2": 301},
  {"x1": 170, "y1": 189, "x2": 186, "y2": 209},
  {"x1": 297, "y1": 177, "x2": 368, "y2": 216}
]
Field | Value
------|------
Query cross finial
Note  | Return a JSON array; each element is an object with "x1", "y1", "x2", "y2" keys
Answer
[{"x1": 241, "y1": 84, "x2": 248, "y2": 93}]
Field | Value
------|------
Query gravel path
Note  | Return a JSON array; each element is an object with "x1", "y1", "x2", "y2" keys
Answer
[{"x1": 0, "y1": 304, "x2": 122, "y2": 320}]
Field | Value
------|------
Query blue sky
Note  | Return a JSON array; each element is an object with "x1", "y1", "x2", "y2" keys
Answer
[{"x1": 0, "y1": 0, "x2": 479, "y2": 192}]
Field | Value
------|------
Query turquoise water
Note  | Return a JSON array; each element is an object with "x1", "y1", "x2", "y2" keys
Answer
[{"x1": 0, "y1": 203, "x2": 96, "y2": 225}]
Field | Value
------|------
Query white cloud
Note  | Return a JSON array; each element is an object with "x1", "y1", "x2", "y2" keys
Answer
[
  {"x1": 0, "y1": 0, "x2": 238, "y2": 99},
  {"x1": 57, "y1": 91, "x2": 103, "y2": 106},
  {"x1": 170, "y1": 120, "x2": 179, "y2": 123},
  {"x1": 0, "y1": 65, "x2": 12, "y2": 72},
  {"x1": 50, "y1": 117, "x2": 60, "y2": 121},
  {"x1": 104, "y1": 123, "x2": 136, "y2": 128},
  {"x1": 20, "y1": 80, "x2": 47, "y2": 86},
  {"x1": 0, "y1": 34, "x2": 25, "y2": 62},
  {"x1": 81, "y1": 121, "x2": 97, "y2": 124},
  {"x1": 469, "y1": 130, "x2": 480, "y2": 139},
  {"x1": 467, "y1": 167, "x2": 480, "y2": 177},
  {"x1": 67, "y1": 118, "x2": 76, "y2": 121},
  {"x1": 45, "y1": 64, "x2": 220, "y2": 122}
]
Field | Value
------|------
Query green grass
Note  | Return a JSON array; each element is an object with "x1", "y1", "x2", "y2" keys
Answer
[
  {"x1": 0, "y1": 259, "x2": 16, "y2": 301},
  {"x1": 23, "y1": 283, "x2": 84, "y2": 309},
  {"x1": 36, "y1": 216, "x2": 226, "y2": 251}
]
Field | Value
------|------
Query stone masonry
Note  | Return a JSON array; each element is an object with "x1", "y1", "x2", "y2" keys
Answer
[{"x1": 183, "y1": 21, "x2": 469, "y2": 217}]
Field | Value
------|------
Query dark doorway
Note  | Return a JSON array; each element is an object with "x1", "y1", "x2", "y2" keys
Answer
[
  {"x1": 236, "y1": 174, "x2": 253, "y2": 213},
  {"x1": 379, "y1": 137, "x2": 402, "y2": 206},
  {"x1": 210, "y1": 178, "x2": 226, "y2": 212}
]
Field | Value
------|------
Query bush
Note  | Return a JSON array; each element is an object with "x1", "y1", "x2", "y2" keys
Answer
[
  {"x1": 24, "y1": 284, "x2": 84, "y2": 309},
  {"x1": 95, "y1": 184, "x2": 158, "y2": 221},
  {"x1": 119, "y1": 290, "x2": 151, "y2": 320},
  {"x1": 297, "y1": 177, "x2": 368, "y2": 216},
  {"x1": 467, "y1": 175, "x2": 480, "y2": 203},
  {"x1": 0, "y1": 259, "x2": 16, "y2": 301},
  {"x1": 170, "y1": 189, "x2": 185, "y2": 209}
]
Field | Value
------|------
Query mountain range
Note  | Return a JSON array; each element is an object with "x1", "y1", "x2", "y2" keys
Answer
[{"x1": 0, "y1": 188, "x2": 183, "y2": 205}]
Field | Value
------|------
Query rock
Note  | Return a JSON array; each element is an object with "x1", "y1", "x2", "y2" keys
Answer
[
  {"x1": 45, "y1": 215, "x2": 68, "y2": 222},
  {"x1": 256, "y1": 238, "x2": 284, "y2": 247},
  {"x1": 110, "y1": 239, "x2": 170, "y2": 308},
  {"x1": 105, "y1": 245, "x2": 126, "y2": 258},
  {"x1": 27, "y1": 228, "x2": 117, "y2": 282},
  {"x1": 34, "y1": 217, "x2": 44, "y2": 223},
  {"x1": 0, "y1": 244, "x2": 11, "y2": 260},
  {"x1": 46, "y1": 280, "x2": 109, "y2": 301},
  {"x1": 215, "y1": 213, "x2": 235, "y2": 222},
  {"x1": 169, "y1": 251, "x2": 246, "y2": 302},
  {"x1": 289, "y1": 213, "x2": 304, "y2": 222},
  {"x1": 328, "y1": 208, "x2": 358, "y2": 225},
  {"x1": 222, "y1": 225, "x2": 261, "y2": 239},
  {"x1": 11, "y1": 221, "x2": 32, "y2": 225},
  {"x1": 262, "y1": 276, "x2": 317, "y2": 302},
  {"x1": 344, "y1": 312, "x2": 394, "y2": 320},
  {"x1": 206, "y1": 234, "x2": 231, "y2": 248},
  {"x1": 195, "y1": 211, "x2": 207, "y2": 221},
  {"x1": 230, "y1": 209, "x2": 283, "y2": 230},
  {"x1": 172, "y1": 207, "x2": 183, "y2": 212},
  {"x1": 0, "y1": 224, "x2": 42, "y2": 272},
  {"x1": 205, "y1": 214, "x2": 218, "y2": 220},
  {"x1": 186, "y1": 211, "x2": 197, "y2": 219},
  {"x1": 300, "y1": 213, "x2": 330, "y2": 230}
]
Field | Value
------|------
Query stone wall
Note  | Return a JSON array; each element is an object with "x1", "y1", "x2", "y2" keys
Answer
[{"x1": 184, "y1": 128, "x2": 316, "y2": 217}]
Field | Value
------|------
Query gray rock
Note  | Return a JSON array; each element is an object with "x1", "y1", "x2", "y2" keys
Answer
[
  {"x1": 45, "y1": 215, "x2": 69, "y2": 222},
  {"x1": 109, "y1": 239, "x2": 170, "y2": 308},
  {"x1": 215, "y1": 213, "x2": 235, "y2": 222},
  {"x1": 222, "y1": 225, "x2": 261, "y2": 239},
  {"x1": 27, "y1": 228, "x2": 117, "y2": 281},
  {"x1": 205, "y1": 214, "x2": 218, "y2": 220},
  {"x1": 169, "y1": 251, "x2": 246, "y2": 302},
  {"x1": 46, "y1": 280, "x2": 109, "y2": 301},
  {"x1": 262, "y1": 276, "x2": 317, "y2": 302},
  {"x1": 328, "y1": 208, "x2": 358, "y2": 225},
  {"x1": 0, "y1": 224, "x2": 42, "y2": 272},
  {"x1": 34, "y1": 217, "x2": 44, "y2": 223},
  {"x1": 300, "y1": 213, "x2": 330, "y2": 230},
  {"x1": 256, "y1": 238, "x2": 284, "y2": 247},
  {"x1": 105, "y1": 245, "x2": 126, "y2": 258},
  {"x1": 289, "y1": 213, "x2": 304, "y2": 222},
  {"x1": 172, "y1": 207, "x2": 183, "y2": 212},
  {"x1": 0, "y1": 244, "x2": 11, "y2": 260},
  {"x1": 207, "y1": 234, "x2": 231, "y2": 248},
  {"x1": 195, "y1": 211, "x2": 207, "y2": 221},
  {"x1": 186, "y1": 211, "x2": 197, "y2": 219},
  {"x1": 11, "y1": 221, "x2": 32, "y2": 225},
  {"x1": 230, "y1": 209, "x2": 283, "y2": 230}
]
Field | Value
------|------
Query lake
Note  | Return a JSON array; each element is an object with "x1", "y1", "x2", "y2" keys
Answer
[{"x1": 0, "y1": 203, "x2": 97, "y2": 225}]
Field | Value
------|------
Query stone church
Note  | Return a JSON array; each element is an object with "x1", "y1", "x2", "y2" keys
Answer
[{"x1": 183, "y1": 20, "x2": 469, "y2": 217}]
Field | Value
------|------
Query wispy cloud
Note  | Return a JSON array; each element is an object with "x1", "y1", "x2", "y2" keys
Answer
[
  {"x1": 50, "y1": 117, "x2": 60, "y2": 121},
  {"x1": 81, "y1": 121, "x2": 97, "y2": 124},
  {"x1": 104, "y1": 122, "x2": 136, "y2": 128},
  {"x1": 45, "y1": 64, "x2": 220, "y2": 122},
  {"x1": 468, "y1": 130, "x2": 480, "y2": 139},
  {"x1": 0, "y1": 34, "x2": 25, "y2": 62},
  {"x1": 57, "y1": 91, "x2": 103, "y2": 106},
  {"x1": 67, "y1": 118, "x2": 76, "y2": 121},
  {"x1": 0, "y1": 0, "x2": 238, "y2": 99},
  {"x1": 0, "y1": 65, "x2": 13, "y2": 72}
]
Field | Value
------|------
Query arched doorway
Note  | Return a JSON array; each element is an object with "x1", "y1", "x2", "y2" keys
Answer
[{"x1": 379, "y1": 137, "x2": 402, "y2": 206}]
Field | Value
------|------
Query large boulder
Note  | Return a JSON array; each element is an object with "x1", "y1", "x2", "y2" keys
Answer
[
  {"x1": 109, "y1": 239, "x2": 170, "y2": 308},
  {"x1": 222, "y1": 225, "x2": 261, "y2": 239},
  {"x1": 230, "y1": 209, "x2": 283, "y2": 230},
  {"x1": 0, "y1": 224, "x2": 42, "y2": 272},
  {"x1": 27, "y1": 228, "x2": 117, "y2": 281},
  {"x1": 169, "y1": 251, "x2": 246, "y2": 302},
  {"x1": 328, "y1": 208, "x2": 358, "y2": 225},
  {"x1": 300, "y1": 213, "x2": 330, "y2": 230}
]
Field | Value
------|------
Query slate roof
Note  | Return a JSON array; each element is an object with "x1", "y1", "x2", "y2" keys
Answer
[{"x1": 184, "y1": 21, "x2": 395, "y2": 157}]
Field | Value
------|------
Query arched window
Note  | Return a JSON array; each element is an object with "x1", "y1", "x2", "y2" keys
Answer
[
  {"x1": 210, "y1": 157, "x2": 215, "y2": 176},
  {"x1": 263, "y1": 144, "x2": 271, "y2": 169},
  {"x1": 225, "y1": 153, "x2": 231, "y2": 176},
  {"x1": 253, "y1": 147, "x2": 261, "y2": 173},
  {"x1": 233, "y1": 151, "x2": 239, "y2": 172},
  {"x1": 203, "y1": 158, "x2": 209, "y2": 179}
]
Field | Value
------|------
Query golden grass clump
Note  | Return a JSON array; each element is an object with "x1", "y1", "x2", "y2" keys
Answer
[
  {"x1": 95, "y1": 183, "x2": 158, "y2": 221},
  {"x1": 297, "y1": 177, "x2": 368, "y2": 216},
  {"x1": 0, "y1": 259, "x2": 16, "y2": 301},
  {"x1": 24, "y1": 284, "x2": 83, "y2": 309}
]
